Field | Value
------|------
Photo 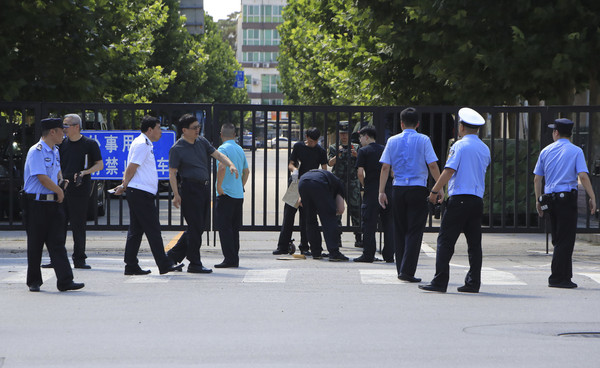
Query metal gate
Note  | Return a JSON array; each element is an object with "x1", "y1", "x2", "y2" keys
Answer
[{"x1": 1, "y1": 102, "x2": 599, "y2": 233}]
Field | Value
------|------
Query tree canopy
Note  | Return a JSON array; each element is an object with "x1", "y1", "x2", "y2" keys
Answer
[
  {"x1": 0, "y1": 0, "x2": 247, "y2": 104},
  {"x1": 278, "y1": 0, "x2": 600, "y2": 106}
]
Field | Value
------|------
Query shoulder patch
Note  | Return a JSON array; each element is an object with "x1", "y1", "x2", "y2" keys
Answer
[
  {"x1": 145, "y1": 138, "x2": 151, "y2": 145},
  {"x1": 36, "y1": 144, "x2": 42, "y2": 151}
]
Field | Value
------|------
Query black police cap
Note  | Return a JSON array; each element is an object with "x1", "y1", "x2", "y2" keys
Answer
[{"x1": 41, "y1": 118, "x2": 63, "y2": 130}]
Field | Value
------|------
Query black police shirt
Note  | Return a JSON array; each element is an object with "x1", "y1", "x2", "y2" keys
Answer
[
  {"x1": 289, "y1": 141, "x2": 327, "y2": 177},
  {"x1": 356, "y1": 142, "x2": 389, "y2": 196},
  {"x1": 59, "y1": 135, "x2": 102, "y2": 197}
]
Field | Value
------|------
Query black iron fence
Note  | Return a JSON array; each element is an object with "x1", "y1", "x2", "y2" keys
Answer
[{"x1": 1, "y1": 102, "x2": 599, "y2": 233}]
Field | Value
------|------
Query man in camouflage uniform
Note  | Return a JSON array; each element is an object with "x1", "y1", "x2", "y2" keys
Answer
[{"x1": 328, "y1": 121, "x2": 362, "y2": 247}]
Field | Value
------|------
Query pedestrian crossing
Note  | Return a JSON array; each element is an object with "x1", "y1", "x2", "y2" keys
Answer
[{"x1": 2, "y1": 262, "x2": 600, "y2": 287}]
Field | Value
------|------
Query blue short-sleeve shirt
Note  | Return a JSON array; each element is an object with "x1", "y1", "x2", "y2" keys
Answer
[
  {"x1": 216, "y1": 139, "x2": 248, "y2": 199},
  {"x1": 379, "y1": 129, "x2": 438, "y2": 187},
  {"x1": 533, "y1": 138, "x2": 588, "y2": 193},
  {"x1": 445, "y1": 134, "x2": 491, "y2": 198},
  {"x1": 23, "y1": 139, "x2": 61, "y2": 194}
]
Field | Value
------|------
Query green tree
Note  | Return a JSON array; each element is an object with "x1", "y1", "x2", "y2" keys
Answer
[{"x1": 216, "y1": 12, "x2": 240, "y2": 51}]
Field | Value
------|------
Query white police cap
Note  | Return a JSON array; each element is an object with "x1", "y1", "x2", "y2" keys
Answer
[{"x1": 458, "y1": 107, "x2": 485, "y2": 126}]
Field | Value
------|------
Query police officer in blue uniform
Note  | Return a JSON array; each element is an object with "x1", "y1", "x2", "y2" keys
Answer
[
  {"x1": 379, "y1": 108, "x2": 440, "y2": 281},
  {"x1": 534, "y1": 118, "x2": 597, "y2": 289},
  {"x1": 298, "y1": 169, "x2": 349, "y2": 261},
  {"x1": 419, "y1": 108, "x2": 491, "y2": 293},
  {"x1": 23, "y1": 118, "x2": 84, "y2": 292}
]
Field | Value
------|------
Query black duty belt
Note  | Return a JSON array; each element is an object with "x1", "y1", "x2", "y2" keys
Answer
[{"x1": 25, "y1": 193, "x2": 56, "y2": 201}]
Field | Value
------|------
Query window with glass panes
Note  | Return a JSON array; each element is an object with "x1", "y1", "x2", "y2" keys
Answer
[
  {"x1": 243, "y1": 29, "x2": 260, "y2": 45},
  {"x1": 243, "y1": 5, "x2": 260, "y2": 22},
  {"x1": 261, "y1": 75, "x2": 280, "y2": 93}
]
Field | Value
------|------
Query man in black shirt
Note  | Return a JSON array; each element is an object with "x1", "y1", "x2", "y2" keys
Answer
[
  {"x1": 354, "y1": 126, "x2": 394, "y2": 263},
  {"x1": 298, "y1": 169, "x2": 348, "y2": 261},
  {"x1": 44, "y1": 114, "x2": 103, "y2": 269},
  {"x1": 272, "y1": 127, "x2": 327, "y2": 256}
]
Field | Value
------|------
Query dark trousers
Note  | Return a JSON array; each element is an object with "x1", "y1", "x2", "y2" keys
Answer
[
  {"x1": 64, "y1": 194, "x2": 89, "y2": 263},
  {"x1": 276, "y1": 203, "x2": 308, "y2": 252},
  {"x1": 548, "y1": 191, "x2": 578, "y2": 284},
  {"x1": 167, "y1": 181, "x2": 210, "y2": 266},
  {"x1": 297, "y1": 178, "x2": 340, "y2": 255},
  {"x1": 25, "y1": 198, "x2": 74, "y2": 289},
  {"x1": 215, "y1": 195, "x2": 243, "y2": 265},
  {"x1": 432, "y1": 195, "x2": 483, "y2": 289},
  {"x1": 392, "y1": 186, "x2": 429, "y2": 277},
  {"x1": 124, "y1": 188, "x2": 172, "y2": 272},
  {"x1": 361, "y1": 192, "x2": 394, "y2": 261}
]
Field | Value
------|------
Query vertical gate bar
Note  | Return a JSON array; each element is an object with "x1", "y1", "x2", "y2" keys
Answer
[{"x1": 514, "y1": 112, "x2": 520, "y2": 228}]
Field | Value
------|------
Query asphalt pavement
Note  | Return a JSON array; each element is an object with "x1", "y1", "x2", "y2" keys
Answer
[{"x1": 1, "y1": 230, "x2": 600, "y2": 367}]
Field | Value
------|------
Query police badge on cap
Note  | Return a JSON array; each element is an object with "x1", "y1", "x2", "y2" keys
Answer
[
  {"x1": 40, "y1": 118, "x2": 63, "y2": 130},
  {"x1": 458, "y1": 108, "x2": 485, "y2": 127}
]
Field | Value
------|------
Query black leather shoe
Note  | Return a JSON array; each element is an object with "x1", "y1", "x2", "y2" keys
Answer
[
  {"x1": 58, "y1": 281, "x2": 85, "y2": 292},
  {"x1": 124, "y1": 267, "x2": 151, "y2": 276},
  {"x1": 214, "y1": 262, "x2": 238, "y2": 268},
  {"x1": 354, "y1": 240, "x2": 363, "y2": 248},
  {"x1": 29, "y1": 284, "x2": 41, "y2": 292},
  {"x1": 384, "y1": 258, "x2": 395, "y2": 263},
  {"x1": 272, "y1": 249, "x2": 288, "y2": 255},
  {"x1": 41, "y1": 263, "x2": 53, "y2": 269},
  {"x1": 398, "y1": 274, "x2": 422, "y2": 283},
  {"x1": 74, "y1": 262, "x2": 92, "y2": 269},
  {"x1": 312, "y1": 253, "x2": 323, "y2": 260},
  {"x1": 549, "y1": 280, "x2": 578, "y2": 289},
  {"x1": 418, "y1": 283, "x2": 446, "y2": 293},
  {"x1": 457, "y1": 284, "x2": 480, "y2": 293},
  {"x1": 328, "y1": 252, "x2": 349, "y2": 262},
  {"x1": 187, "y1": 265, "x2": 212, "y2": 274},
  {"x1": 353, "y1": 255, "x2": 374, "y2": 263},
  {"x1": 160, "y1": 263, "x2": 185, "y2": 275}
]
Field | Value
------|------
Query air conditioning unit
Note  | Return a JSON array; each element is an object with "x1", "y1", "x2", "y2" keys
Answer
[
  {"x1": 264, "y1": 63, "x2": 270, "y2": 68},
  {"x1": 252, "y1": 62, "x2": 260, "y2": 68},
  {"x1": 252, "y1": 80, "x2": 259, "y2": 86}
]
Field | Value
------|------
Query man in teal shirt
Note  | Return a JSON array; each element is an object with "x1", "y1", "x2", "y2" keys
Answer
[{"x1": 214, "y1": 123, "x2": 249, "y2": 268}]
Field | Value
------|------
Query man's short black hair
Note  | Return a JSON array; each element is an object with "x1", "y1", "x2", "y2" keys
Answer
[
  {"x1": 141, "y1": 115, "x2": 160, "y2": 133},
  {"x1": 306, "y1": 127, "x2": 320, "y2": 141},
  {"x1": 400, "y1": 107, "x2": 419, "y2": 127},
  {"x1": 555, "y1": 125, "x2": 573, "y2": 138},
  {"x1": 178, "y1": 113, "x2": 198, "y2": 133},
  {"x1": 358, "y1": 125, "x2": 376, "y2": 140}
]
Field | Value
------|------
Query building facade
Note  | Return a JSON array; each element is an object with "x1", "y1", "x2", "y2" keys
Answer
[
  {"x1": 180, "y1": 0, "x2": 204, "y2": 35},
  {"x1": 236, "y1": 0, "x2": 286, "y2": 105}
]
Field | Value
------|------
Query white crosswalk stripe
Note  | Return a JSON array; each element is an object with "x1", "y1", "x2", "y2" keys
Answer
[
  {"x1": 1, "y1": 268, "x2": 55, "y2": 284},
  {"x1": 242, "y1": 269, "x2": 289, "y2": 283},
  {"x1": 481, "y1": 267, "x2": 527, "y2": 285},
  {"x1": 359, "y1": 269, "x2": 398, "y2": 284},
  {"x1": 577, "y1": 273, "x2": 600, "y2": 284}
]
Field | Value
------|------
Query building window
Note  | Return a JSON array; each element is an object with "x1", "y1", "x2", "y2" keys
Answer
[
  {"x1": 243, "y1": 52, "x2": 279, "y2": 63},
  {"x1": 243, "y1": 5, "x2": 260, "y2": 22},
  {"x1": 261, "y1": 99, "x2": 283, "y2": 105},
  {"x1": 261, "y1": 74, "x2": 280, "y2": 93},
  {"x1": 243, "y1": 29, "x2": 260, "y2": 46},
  {"x1": 246, "y1": 75, "x2": 253, "y2": 92}
]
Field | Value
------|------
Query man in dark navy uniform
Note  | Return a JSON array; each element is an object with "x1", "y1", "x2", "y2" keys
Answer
[
  {"x1": 298, "y1": 169, "x2": 349, "y2": 261},
  {"x1": 23, "y1": 118, "x2": 84, "y2": 292},
  {"x1": 420, "y1": 108, "x2": 490, "y2": 293},
  {"x1": 534, "y1": 118, "x2": 596, "y2": 289},
  {"x1": 354, "y1": 125, "x2": 394, "y2": 263}
]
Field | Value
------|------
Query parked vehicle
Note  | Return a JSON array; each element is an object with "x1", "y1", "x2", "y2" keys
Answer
[{"x1": 268, "y1": 136, "x2": 296, "y2": 148}]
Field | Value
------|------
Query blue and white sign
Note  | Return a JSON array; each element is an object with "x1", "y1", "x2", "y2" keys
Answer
[
  {"x1": 81, "y1": 130, "x2": 176, "y2": 180},
  {"x1": 234, "y1": 70, "x2": 245, "y2": 88}
]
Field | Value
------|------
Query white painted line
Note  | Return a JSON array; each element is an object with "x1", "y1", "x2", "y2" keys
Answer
[
  {"x1": 242, "y1": 269, "x2": 289, "y2": 283},
  {"x1": 577, "y1": 273, "x2": 600, "y2": 284},
  {"x1": 1, "y1": 269, "x2": 55, "y2": 284},
  {"x1": 421, "y1": 242, "x2": 436, "y2": 258},
  {"x1": 124, "y1": 274, "x2": 171, "y2": 283},
  {"x1": 481, "y1": 267, "x2": 526, "y2": 285},
  {"x1": 359, "y1": 269, "x2": 398, "y2": 284}
]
